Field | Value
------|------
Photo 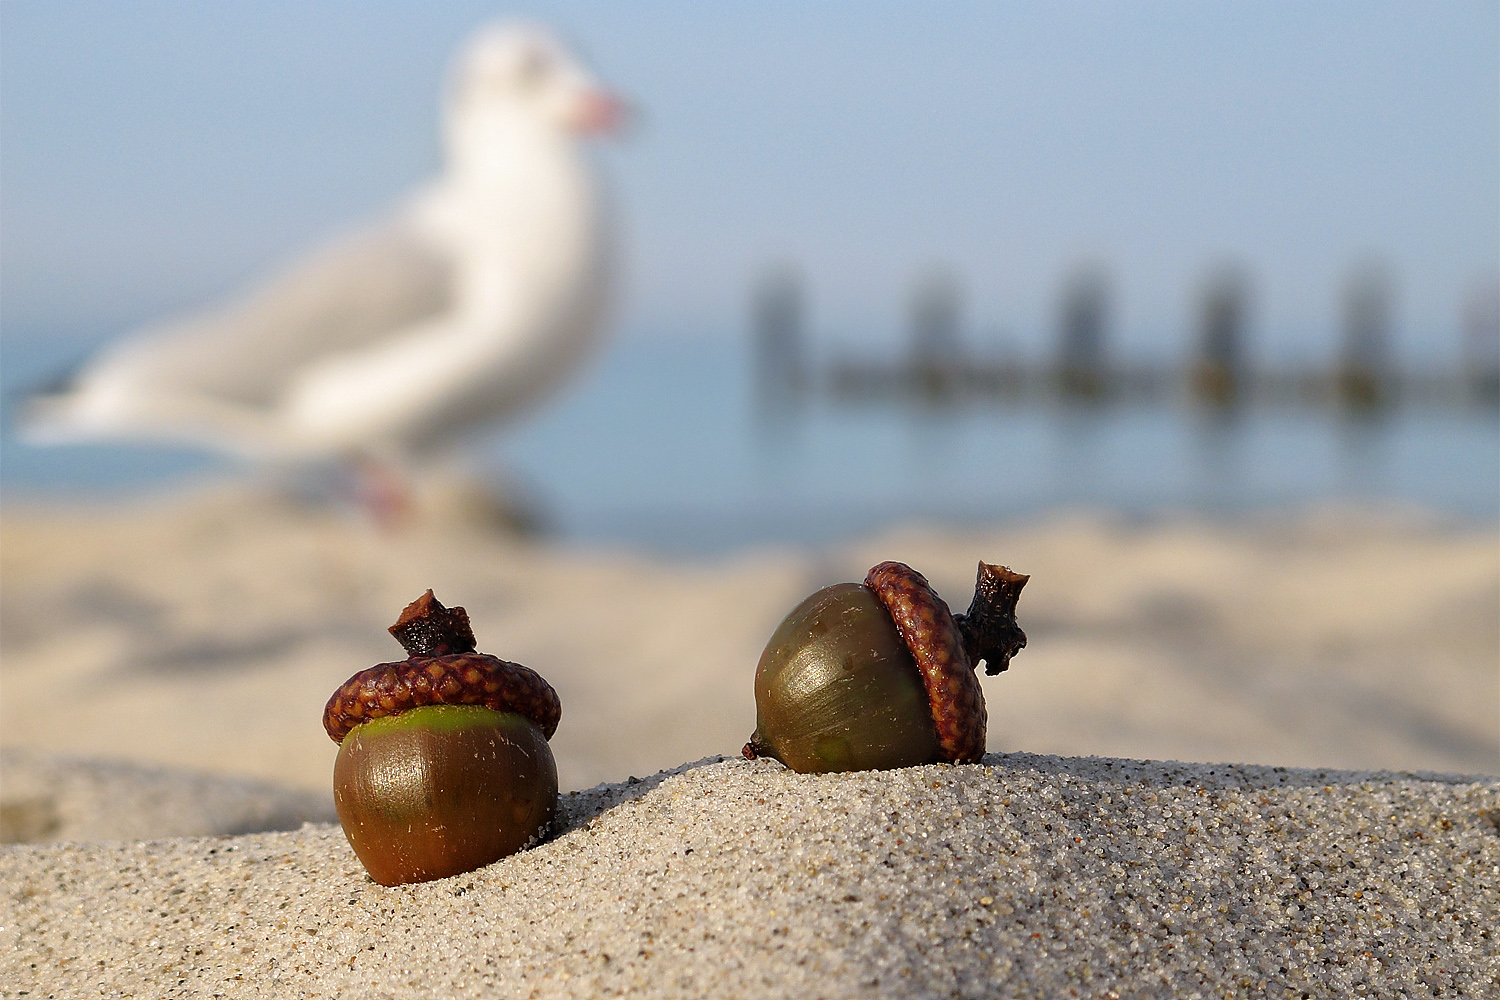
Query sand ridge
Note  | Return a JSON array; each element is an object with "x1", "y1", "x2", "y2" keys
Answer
[{"x1": 3, "y1": 753, "x2": 1497, "y2": 998}]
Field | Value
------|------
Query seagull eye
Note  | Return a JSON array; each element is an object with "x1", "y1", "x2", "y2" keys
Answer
[{"x1": 516, "y1": 50, "x2": 551, "y2": 89}]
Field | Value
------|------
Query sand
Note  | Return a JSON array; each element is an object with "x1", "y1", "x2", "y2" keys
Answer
[
  {"x1": 2, "y1": 487, "x2": 1497, "y2": 996},
  {"x1": 3, "y1": 754, "x2": 1497, "y2": 998},
  {"x1": 0, "y1": 748, "x2": 335, "y2": 845}
]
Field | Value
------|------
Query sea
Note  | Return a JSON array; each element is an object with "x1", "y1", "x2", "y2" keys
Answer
[{"x1": 2, "y1": 334, "x2": 1496, "y2": 554}]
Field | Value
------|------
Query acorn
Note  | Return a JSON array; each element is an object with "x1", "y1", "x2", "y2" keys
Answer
[
  {"x1": 743, "y1": 560, "x2": 1028, "y2": 773},
  {"x1": 323, "y1": 591, "x2": 560, "y2": 886}
]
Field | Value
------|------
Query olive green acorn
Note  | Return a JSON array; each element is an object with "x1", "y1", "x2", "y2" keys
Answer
[{"x1": 744, "y1": 560, "x2": 1027, "y2": 774}]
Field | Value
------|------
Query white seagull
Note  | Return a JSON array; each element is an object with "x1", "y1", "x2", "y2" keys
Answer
[{"x1": 24, "y1": 22, "x2": 623, "y2": 519}]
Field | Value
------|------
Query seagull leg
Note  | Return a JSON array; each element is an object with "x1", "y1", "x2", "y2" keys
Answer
[{"x1": 352, "y1": 454, "x2": 414, "y2": 530}]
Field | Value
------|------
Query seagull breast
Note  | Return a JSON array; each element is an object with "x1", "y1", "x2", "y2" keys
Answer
[{"x1": 280, "y1": 123, "x2": 614, "y2": 457}]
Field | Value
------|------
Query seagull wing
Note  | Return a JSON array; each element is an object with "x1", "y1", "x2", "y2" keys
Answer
[{"x1": 24, "y1": 213, "x2": 456, "y2": 457}]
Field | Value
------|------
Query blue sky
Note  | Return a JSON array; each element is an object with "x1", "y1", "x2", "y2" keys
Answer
[{"x1": 2, "y1": 1, "x2": 1496, "y2": 367}]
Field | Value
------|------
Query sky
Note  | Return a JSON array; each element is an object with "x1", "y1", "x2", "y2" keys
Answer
[{"x1": 2, "y1": 1, "x2": 1497, "y2": 368}]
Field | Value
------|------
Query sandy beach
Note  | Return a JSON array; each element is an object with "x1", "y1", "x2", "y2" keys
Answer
[
  {"x1": 2, "y1": 488, "x2": 1497, "y2": 995},
  {"x1": 4, "y1": 754, "x2": 1497, "y2": 998}
]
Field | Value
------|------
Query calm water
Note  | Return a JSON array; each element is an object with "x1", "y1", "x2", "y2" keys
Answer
[{"x1": 3, "y1": 335, "x2": 1496, "y2": 552}]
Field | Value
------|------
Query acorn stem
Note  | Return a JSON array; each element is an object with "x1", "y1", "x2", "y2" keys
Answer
[
  {"x1": 953, "y1": 562, "x2": 1028, "y2": 676},
  {"x1": 741, "y1": 729, "x2": 772, "y2": 760},
  {"x1": 388, "y1": 590, "x2": 477, "y2": 657}
]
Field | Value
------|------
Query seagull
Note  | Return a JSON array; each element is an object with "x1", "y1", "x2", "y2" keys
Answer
[{"x1": 23, "y1": 22, "x2": 623, "y2": 522}]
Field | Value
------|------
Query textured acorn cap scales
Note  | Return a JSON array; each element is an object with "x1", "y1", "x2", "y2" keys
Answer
[
  {"x1": 323, "y1": 590, "x2": 560, "y2": 743},
  {"x1": 861, "y1": 559, "x2": 1028, "y2": 764}
]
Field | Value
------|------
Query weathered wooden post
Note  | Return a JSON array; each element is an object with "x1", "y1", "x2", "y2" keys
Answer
[
  {"x1": 1192, "y1": 266, "x2": 1250, "y2": 408},
  {"x1": 752, "y1": 265, "x2": 806, "y2": 404},
  {"x1": 909, "y1": 267, "x2": 964, "y2": 402},
  {"x1": 1057, "y1": 266, "x2": 1110, "y2": 401},
  {"x1": 1338, "y1": 264, "x2": 1394, "y2": 412}
]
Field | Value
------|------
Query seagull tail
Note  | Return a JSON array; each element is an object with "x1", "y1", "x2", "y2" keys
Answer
[{"x1": 16, "y1": 379, "x2": 286, "y2": 461}]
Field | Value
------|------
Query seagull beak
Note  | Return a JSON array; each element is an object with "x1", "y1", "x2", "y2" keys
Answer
[{"x1": 569, "y1": 88, "x2": 629, "y2": 136}]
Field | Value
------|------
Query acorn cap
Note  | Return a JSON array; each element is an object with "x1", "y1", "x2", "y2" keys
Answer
[
  {"x1": 323, "y1": 590, "x2": 561, "y2": 744},
  {"x1": 863, "y1": 560, "x2": 1029, "y2": 765}
]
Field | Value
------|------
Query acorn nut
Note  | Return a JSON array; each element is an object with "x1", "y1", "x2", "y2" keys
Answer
[
  {"x1": 323, "y1": 591, "x2": 560, "y2": 886},
  {"x1": 744, "y1": 560, "x2": 1028, "y2": 773}
]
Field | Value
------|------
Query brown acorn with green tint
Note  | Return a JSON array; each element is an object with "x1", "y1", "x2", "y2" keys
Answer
[
  {"x1": 744, "y1": 560, "x2": 1027, "y2": 773},
  {"x1": 323, "y1": 591, "x2": 560, "y2": 886}
]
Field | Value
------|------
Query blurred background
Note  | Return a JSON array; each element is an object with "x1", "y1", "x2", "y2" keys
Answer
[
  {"x1": 0, "y1": 2, "x2": 1496, "y2": 838},
  {"x1": 3, "y1": 1, "x2": 1497, "y2": 547}
]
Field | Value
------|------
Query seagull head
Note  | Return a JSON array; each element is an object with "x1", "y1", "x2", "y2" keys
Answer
[{"x1": 445, "y1": 22, "x2": 626, "y2": 148}]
